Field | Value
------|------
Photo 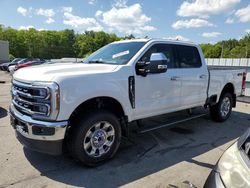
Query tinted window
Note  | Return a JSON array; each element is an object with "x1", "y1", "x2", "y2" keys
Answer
[
  {"x1": 140, "y1": 44, "x2": 176, "y2": 68},
  {"x1": 175, "y1": 45, "x2": 201, "y2": 68}
]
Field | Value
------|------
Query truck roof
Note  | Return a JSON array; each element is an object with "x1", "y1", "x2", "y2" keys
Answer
[
  {"x1": 113, "y1": 39, "x2": 150, "y2": 43},
  {"x1": 113, "y1": 38, "x2": 197, "y2": 46}
]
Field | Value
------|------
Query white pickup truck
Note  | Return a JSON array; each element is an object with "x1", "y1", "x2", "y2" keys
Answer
[{"x1": 10, "y1": 39, "x2": 246, "y2": 166}]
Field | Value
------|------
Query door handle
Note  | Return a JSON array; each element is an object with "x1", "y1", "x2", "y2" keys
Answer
[
  {"x1": 171, "y1": 76, "x2": 180, "y2": 81},
  {"x1": 199, "y1": 74, "x2": 207, "y2": 79}
]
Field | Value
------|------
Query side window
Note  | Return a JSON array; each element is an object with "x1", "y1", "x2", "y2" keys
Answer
[
  {"x1": 175, "y1": 45, "x2": 201, "y2": 68},
  {"x1": 139, "y1": 44, "x2": 176, "y2": 68}
]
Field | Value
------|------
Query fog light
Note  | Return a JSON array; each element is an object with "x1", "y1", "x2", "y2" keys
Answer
[{"x1": 32, "y1": 126, "x2": 55, "y2": 135}]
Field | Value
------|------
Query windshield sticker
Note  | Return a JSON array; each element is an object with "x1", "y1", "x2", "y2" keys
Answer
[{"x1": 112, "y1": 50, "x2": 129, "y2": 59}]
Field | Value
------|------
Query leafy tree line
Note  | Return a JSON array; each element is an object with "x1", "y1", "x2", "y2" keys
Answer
[
  {"x1": 200, "y1": 34, "x2": 250, "y2": 58},
  {"x1": 1, "y1": 25, "x2": 249, "y2": 59},
  {"x1": 0, "y1": 25, "x2": 134, "y2": 59}
]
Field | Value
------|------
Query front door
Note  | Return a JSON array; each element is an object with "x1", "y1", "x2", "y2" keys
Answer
[{"x1": 134, "y1": 43, "x2": 182, "y2": 120}]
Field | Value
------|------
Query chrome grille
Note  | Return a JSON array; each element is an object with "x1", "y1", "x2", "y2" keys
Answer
[{"x1": 11, "y1": 80, "x2": 51, "y2": 116}]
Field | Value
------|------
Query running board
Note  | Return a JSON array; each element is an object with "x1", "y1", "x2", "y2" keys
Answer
[{"x1": 137, "y1": 108, "x2": 208, "y2": 134}]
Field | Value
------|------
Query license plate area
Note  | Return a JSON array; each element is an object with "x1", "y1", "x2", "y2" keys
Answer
[{"x1": 10, "y1": 115, "x2": 29, "y2": 134}]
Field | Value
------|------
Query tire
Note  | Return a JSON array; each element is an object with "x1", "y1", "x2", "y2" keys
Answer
[
  {"x1": 67, "y1": 110, "x2": 122, "y2": 166},
  {"x1": 210, "y1": 92, "x2": 233, "y2": 122}
]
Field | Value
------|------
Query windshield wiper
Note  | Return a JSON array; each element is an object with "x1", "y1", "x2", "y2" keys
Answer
[{"x1": 88, "y1": 60, "x2": 106, "y2": 64}]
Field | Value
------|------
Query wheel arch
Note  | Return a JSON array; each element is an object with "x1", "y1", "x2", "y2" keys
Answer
[
  {"x1": 68, "y1": 96, "x2": 127, "y2": 125},
  {"x1": 220, "y1": 82, "x2": 236, "y2": 107}
]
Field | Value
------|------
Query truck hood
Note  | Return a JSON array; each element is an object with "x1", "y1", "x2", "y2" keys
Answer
[{"x1": 13, "y1": 63, "x2": 119, "y2": 82}]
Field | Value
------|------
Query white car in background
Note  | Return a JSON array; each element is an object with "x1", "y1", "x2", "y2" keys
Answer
[
  {"x1": 8, "y1": 65, "x2": 16, "y2": 75},
  {"x1": 205, "y1": 128, "x2": 250, "y2": 188}
]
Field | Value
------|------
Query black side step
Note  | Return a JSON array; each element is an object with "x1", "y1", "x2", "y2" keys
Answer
[{"x1": 137, "y1": 108, "x2": 208, "y2": 134}]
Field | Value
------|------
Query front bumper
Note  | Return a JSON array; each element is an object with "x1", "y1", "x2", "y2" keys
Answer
[
  {"x1": 10, "y1": 104, "x2": 68, "y2": 155},
  {"x1": 204, "y1": 170, "x2": 225, "y2": 188}
]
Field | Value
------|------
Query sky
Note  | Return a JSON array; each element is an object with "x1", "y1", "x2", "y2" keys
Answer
[{"x1": 0, "y1": 0, "x2": 250, "y2": 43}]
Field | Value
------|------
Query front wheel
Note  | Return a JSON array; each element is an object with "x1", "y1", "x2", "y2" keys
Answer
[
  {"x1": 68, "y1": 110, "x2": 121, "y2": 166},
  {"x1": 210, "y1": 93, "x2": 233, "y2": 122}
]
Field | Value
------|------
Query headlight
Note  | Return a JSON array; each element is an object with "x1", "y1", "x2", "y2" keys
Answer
[
  {"x1": 33, "y1": 104, "x2": 50, "y2": 115},
  {"x1": 31, "y1": 82, "x2": 60, "y2": 121},
  {"x1": 237, "y1": 128, "x2": 250, "y2": 149},
  {"x1": 11, "y1": 80, "x2": 60, "y2": 121},
  {"x1": 218, "y1": 142, "x2": 250, "y2": 188},
  {"x1": 33, "y1": 88, "x2": 49, "y2": 99}
]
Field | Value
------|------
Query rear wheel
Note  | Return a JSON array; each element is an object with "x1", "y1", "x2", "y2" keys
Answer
[
  {"x1": 210, "y1": 92, "x2": 233, "y2": 122},
  {"x1": 67, "y1": 110, "x2": 121, "y2": 166}
]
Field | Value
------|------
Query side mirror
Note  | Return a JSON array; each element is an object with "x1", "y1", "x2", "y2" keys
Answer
[
  {"x1": 136, "y1": 53, "x2": 168, "y2": 76},
  {"x1": 149, "y1": 53, "x2": 168, "y2": 74}
]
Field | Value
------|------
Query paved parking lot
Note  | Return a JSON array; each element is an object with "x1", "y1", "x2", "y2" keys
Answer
[{"x1": 0, "y1": 71, "x2": 250, "y2": 188}]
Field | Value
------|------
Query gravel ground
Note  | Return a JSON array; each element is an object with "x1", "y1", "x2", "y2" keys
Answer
[{"x1": 0, "y1": 71, "x2": 250, "y2": 188}]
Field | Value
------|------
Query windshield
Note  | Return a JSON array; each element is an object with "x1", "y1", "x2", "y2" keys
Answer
[
  {"x1": 85, "y1": 42, "x2": 146, "y2": 65},
  {"x1": 17, "y1": 59, "x2": 28, "y2": 64},
  {"x1": 12, "y1": 58, "x2": 21, "y2": 63}
]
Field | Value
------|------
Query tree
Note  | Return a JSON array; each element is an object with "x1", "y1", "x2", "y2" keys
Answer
[
  {"x1": 124, "y1": 34, "x2": 135, "y2": 39},
  {"x1": 200, "y1": 35, "x2": 250, "y2": 58},
  {"x1": 0, "y1": 25, "x2": 250, "y2": 59}
]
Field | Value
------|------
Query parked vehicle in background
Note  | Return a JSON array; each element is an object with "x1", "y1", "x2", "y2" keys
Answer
[
  {"x1": 50, "y1": 58, "x2": 83, "y2": 64},
  {"x1": 8, "y1": 58, "x2": 40, "y2": 72},
  {"x1": 9, "y1": 39, "x2": 246, "y2": 166},
  {"x1": 205, "y1": 128, "x2": 250, "y2": 188},
  {"x1": 15, "y1": 60, "x2": 46, "y2": 71},
  {"x1": 7, "y1": 58, "x2": 30, "y2": 72},
  {"x1": 0, "y1": 58, "x2": 22, "y2": 71},
  {"x1": 8, "y1": 65, "x2": 16, "y2": 75}
]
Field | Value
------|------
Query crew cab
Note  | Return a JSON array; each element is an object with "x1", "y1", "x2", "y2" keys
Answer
[{"x1": 9, "y1": 39, "x2": 246, "y2": 166}]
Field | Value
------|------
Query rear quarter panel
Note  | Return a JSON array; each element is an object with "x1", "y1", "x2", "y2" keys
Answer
[{"x1": 209, "y1": 68, "x2": 245, "y2": 102}]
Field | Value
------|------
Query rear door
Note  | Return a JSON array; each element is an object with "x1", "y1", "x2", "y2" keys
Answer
[{"x1": 175, "y1": 45, "x2": 208, "y2": 108}]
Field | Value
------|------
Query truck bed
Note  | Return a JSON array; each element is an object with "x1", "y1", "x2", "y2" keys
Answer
[
  {"x1": 208, "y1": 67, "x2": 245, "y2": 99},
  {"x1": 208, "y1": 65, "x2": 246, "y2": 71}
]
